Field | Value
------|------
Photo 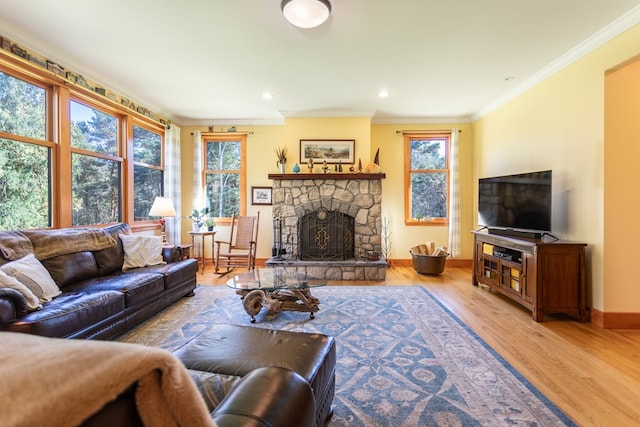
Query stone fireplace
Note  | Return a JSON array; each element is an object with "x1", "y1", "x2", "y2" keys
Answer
[{"x1": 266, "y1": 173, "x2": 386, "y2": 280}]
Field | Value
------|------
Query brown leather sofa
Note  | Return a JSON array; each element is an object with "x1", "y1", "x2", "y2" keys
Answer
[
  {"x1": 82, "y1": 366, "x2": 318, "y2": 427},
  {"x1": 175, "y1": 324, "x2": 336, "y2": 427},
  {"x1": 1, "y1": 328, "x2": 329, "y2": 427},
  {"x1": 81, "y1": 324, "x2": 336, "y2": 427},
  {"x1": 0, "y1": 223, "x2": 198, "y2": 339},
  {"x1": 0, "y1": 225, "x2": 336, "y2": 426}
]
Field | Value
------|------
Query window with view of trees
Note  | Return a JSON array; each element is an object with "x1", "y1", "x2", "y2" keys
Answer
[
  {"x1": 70, "y1": 100, "x2": 122, "y2": 225},
  {"x1": 0, "y1": 71, "x2": 52, "y2": 230},
  {"x1": 132, "y1": 124, "x2": 163, "y2": 221},
  {"x1": 0, "y1": 56, "x2": 166, "y2": 231},
  {"x1": 404, "y1": 133, "x2": 449, "y2": 225},
  {"x1": 204, "y1": 136, "x2": 245, "y2": 218}
]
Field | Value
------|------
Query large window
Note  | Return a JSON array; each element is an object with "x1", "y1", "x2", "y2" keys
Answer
[
  {"x1": 70, "y1": 100, "x2": 122, "y2": 225},
  {"x1": 0, "y1": 71, "x2": 52, "y2": 230},
  {"x1": 204, "y1": 135, "x2": 246, "y2": 218},
  {"x1": 404, "y1": 133, "x2": 450, "y2": 225},
  {"x1": 0, "y1": 52, "x2": 166, "y2": 231}
]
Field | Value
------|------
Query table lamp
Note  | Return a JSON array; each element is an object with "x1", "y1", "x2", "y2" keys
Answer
[{"x1": 148, "y1": 196, "x2": 177, "y2": 245}]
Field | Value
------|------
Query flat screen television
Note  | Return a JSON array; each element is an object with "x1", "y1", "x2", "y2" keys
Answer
[{"x1": 478, "y1": 170, "x2": 552, "y2": 236}]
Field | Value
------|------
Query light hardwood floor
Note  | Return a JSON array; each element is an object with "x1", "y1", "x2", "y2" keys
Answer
[{"x1": 199, "y1": 265, "x2": 640, "y2": 427}]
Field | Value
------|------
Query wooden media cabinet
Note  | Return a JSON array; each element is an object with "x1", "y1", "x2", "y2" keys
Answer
[{"x1": 472, "y1": 231, "x2": 587, "y2": 322}]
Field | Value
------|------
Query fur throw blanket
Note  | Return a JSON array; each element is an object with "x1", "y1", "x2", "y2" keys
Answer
[
  {"x1": 0, "y1": 332, "x2": 217, "y2": 427},
  {"x1": 0, "y1": 231, "x2": 33, "y2": 261},
  {"x1": 0, "y1": 228, "x2": 116, "y2": 261}
]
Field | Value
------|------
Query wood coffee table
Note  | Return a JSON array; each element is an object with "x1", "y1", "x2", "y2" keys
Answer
[{"x1": 226, "y1": 268, "x2": 326, "y2": 323}]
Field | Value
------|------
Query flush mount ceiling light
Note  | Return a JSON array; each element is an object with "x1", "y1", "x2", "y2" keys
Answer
[{"x1": 281, "y1": 0, "x2": 331, "y2": 29}]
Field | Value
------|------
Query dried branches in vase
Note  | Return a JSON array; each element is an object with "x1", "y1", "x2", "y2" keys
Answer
[{"x1": 274, "y1": 146, "x2": 287, "y2": 173}]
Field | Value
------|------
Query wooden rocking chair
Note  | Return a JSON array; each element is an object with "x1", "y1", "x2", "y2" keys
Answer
[{"x1": 214, "y1": 211, "x2": 260, "y2": 276}]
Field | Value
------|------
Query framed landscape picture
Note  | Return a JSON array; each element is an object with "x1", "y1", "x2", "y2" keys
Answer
[
  {"x1": 300, "y1": 139, "x2": 355, "y2": 164},
  {"x1": 251, "y1": 186, "x2": 272, "y2": 205}
]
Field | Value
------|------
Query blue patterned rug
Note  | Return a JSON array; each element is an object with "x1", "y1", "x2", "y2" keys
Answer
[{"x1": 118, "y1": 285, "x2": 575, "y2": 426}]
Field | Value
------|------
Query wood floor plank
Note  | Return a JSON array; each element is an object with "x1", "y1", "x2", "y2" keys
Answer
[{"x1": 198, "y1": 265, "x2": 640, "y2": 426}]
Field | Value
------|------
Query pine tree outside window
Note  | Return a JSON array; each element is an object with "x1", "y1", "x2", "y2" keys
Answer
[
  {"x1": 204, "y1": 135, "x2": 246, "y2": 219},
  {"x1": 0, "y1": 71, "x2": 51, "y2": 230},
  {"x1": 132, "y1": 124, "x2": 163, "y2": 221},
  {"x1": 70, "y1": 99, "x2": 122, "y2": 225}
]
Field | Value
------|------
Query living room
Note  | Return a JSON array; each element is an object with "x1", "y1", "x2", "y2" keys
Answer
[
  {"x1": 2, "y1": 1, "x2": 640, "y2": 426},
  {"x1": 1, "y1": 2, "x2": 640, "y2": 326}
]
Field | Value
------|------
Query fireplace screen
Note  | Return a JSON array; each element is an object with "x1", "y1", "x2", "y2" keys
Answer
[{"x1": 298, "y1": 208, "x2": 354, "y2": 260}]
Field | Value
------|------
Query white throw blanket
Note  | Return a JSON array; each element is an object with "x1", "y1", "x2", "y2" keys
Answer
[{"x1": 0, "y1": 332, "x2": 217, "y2": 427}]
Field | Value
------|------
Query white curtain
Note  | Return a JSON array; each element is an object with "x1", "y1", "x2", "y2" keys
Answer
[
  {"x1": 164, "y1": 124, "x2": 181, "y2": 245},
  {"x1": 192, "y1": 130, "x2": 204, "y2": 216},
  {"x1": 448, "y1": 129, "x2": 461, "y2": 257}
]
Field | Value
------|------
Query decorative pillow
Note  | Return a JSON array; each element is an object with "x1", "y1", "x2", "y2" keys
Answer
[
  {"x1": 0, "y1": 253, "x2": 61, "y2": 303},
  {"x1": 119, "y1": 234, "x2": 164, "y2": 270},
  {"x1": 0, "y1": 269, "x2": 43, "y2": 311}
]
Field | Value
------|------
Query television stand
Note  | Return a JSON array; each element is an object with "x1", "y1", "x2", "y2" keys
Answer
[{"x1": 472, "y1": 231, "x2": 587, "y2": 322}]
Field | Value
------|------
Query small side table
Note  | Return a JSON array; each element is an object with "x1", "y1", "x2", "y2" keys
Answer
[{"x1": 188, "y1": 231, "x2": 216, "y2": 274}]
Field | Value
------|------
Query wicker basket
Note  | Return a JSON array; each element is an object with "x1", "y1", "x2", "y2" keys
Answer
[{"x1": 410, "y1": 250, "x2": 449, "y2": 275}]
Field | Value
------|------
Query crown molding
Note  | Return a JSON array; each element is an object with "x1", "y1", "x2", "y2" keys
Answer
[
  {"x1": 175, "y1": 117, "x2": 286, "y2": 127},
  {"x1": 371, "y1": 115, "x2": 472, "y2": 125},
  {"x1": 279, "y1": 109, "x2": 376, "y2": 118},
  {"x1": 472, "y1": 5, "x2": 640, "y2": 121},
  {"x1": 178, "y1": 114, "x2": 473, "y2": 127}
]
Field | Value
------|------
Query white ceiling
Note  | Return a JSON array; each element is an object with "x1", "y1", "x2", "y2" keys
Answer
[{"x1": 1, "y1": 0, "x2": 639, "y2": 125}]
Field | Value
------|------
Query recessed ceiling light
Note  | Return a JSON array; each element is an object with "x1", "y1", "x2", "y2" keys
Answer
[
  {"x1": 378, "y1": 90, "x2": 390, "y2": 98},
  {"x1": 262, "y1": 92, "x2": 275, "y2": 100}
]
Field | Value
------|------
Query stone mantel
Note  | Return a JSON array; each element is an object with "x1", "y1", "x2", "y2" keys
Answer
[{"x1": 268, "y1": 173, "x2": 385, "y2": 180}]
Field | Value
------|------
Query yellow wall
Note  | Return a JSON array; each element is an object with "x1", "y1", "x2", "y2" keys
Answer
[
  {"x1": 473, "y1": 23, "x2": 640, "y2": 313},
  {"x1": 284, "y1": 116, "x2": 372, "y2": 166},
  {"x1": 604, "y1": 56, "x2": 640, "y2": 312},
  {"x1": 179, "y1": 118, "x2": 475, "y2": 262}
]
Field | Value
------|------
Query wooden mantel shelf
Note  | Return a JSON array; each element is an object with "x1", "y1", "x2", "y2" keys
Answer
[{"x1": 268, "y1": 173, "x2": 386, "y2": 180}]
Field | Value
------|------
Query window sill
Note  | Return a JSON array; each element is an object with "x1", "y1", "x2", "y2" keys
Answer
[
  {"x1": 405, "y1": 220, "x2": 449, "y2": 226},
  {"x1": 131, "y1": 222, "x2": 158, "y2": 232}
]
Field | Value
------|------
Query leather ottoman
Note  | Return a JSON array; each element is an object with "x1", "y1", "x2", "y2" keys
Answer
[{"x1": 173, "y1": 324, "x2": 336, "y2": 427}]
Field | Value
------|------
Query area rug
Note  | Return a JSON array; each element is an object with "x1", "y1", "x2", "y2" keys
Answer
[{"x1": 118, "y1": 285, "x2": 576, "y2": 426}]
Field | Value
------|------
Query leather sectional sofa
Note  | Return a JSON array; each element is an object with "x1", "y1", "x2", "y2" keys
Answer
[
  {"x1": 2, "y1": 324, "x2": 337, "y2": 427},
  {"x1": 0, "y1": 223, "x2": 198, "y2": 339},
  {"x1": 0, "y1": 224, "x2": 337, "y2": 426},
  {"x1": 175, "y1": 324, "x2": 336, "y2": 427},
  {"x1": 80, "y1": 325, "x2": 337, "y2": 427}
]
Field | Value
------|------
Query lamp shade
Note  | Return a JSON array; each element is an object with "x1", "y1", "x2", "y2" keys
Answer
[
  {"x1": 148, "y1": 197, "x2": 176, "y2": 217},
  {"x1": 281, "y1": 0, "x2": 331, "y2": 29}
]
